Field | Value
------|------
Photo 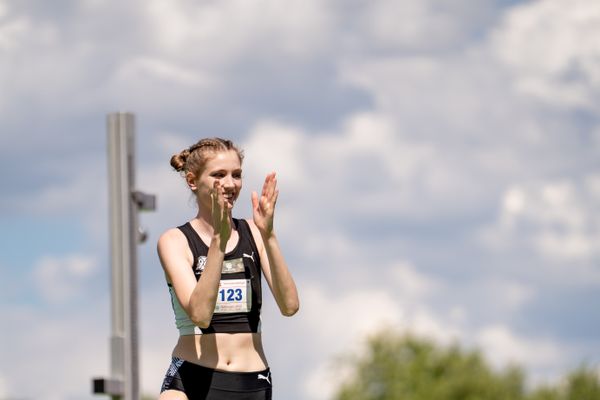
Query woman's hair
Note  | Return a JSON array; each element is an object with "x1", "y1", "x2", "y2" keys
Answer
[{"x1": 170, "y1": 137, "x2": 244, "y2": 177}]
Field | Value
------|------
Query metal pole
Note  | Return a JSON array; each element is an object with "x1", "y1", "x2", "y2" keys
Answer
[
  {"x1": 93, "y1": 113, "x2": 137, "y2": 399},
  {"x1": 93, "y1": 112, "x2": 155, "y2": 399},
  {"x1": 109, "y1": 112, "x2": 137, "y2": 400}
]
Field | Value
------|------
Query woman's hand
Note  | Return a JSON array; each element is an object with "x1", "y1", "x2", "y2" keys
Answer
[
  {"x1": 211, "y1": 180, "x2": 232, "y2": 245},
  {"x1": 252, "y1": 172, "x2": 279, "y2": 237}
]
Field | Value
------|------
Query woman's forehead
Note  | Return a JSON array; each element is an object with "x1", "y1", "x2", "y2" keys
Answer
[{"x1": 204, "y1": 150, "x2": 242, "y2": 169}]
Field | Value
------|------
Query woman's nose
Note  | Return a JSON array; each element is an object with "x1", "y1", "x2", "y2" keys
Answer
[{"x1": 221, "y1": 175, "x2": 234, "y2": 188}]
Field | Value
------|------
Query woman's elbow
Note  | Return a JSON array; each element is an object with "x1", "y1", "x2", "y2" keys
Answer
[
  {"x1": 190, "y1": 311, "x2": 212, "y2": 328},
  {"x1": 281, "y1": 301, "x2": 299, "y2": 317},
  {"x1": 194, "y1": 319, "x2": 211, "y2": 329}
]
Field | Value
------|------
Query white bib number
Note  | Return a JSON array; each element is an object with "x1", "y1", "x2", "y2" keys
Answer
[{"x1": 215, "y1": 279, "x2": 252, "y2": 313}]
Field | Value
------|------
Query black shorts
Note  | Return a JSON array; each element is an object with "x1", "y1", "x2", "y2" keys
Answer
[{"x1": 161, "y1": 357, "x2": 272, "y2": 400}]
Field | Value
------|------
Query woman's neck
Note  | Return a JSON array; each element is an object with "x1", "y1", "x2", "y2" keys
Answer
[
  {"x1": 192, "y1": 211, "x2": 235, "y2": 235},
  {"x1": 192, "y1": 212, "x2": 214, "y2": 235}
]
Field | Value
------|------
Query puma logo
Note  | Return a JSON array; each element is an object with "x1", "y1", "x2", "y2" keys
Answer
[
  {"x1": 243, "y1": 252, "x2": 255, "y2": 262},
  {"x1": 257, "y1": 372, "x2": 271, "y2": 385}
]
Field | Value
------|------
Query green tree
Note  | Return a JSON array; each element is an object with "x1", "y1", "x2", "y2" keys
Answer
[
  {"x1": 528, "y1": 366, "x2": 600, "y2": 400},
  {"x1": 526, "y1": 386, "x2": 561, "y2": 400},
  {"x1": 335, "y1": 331, "x2": 525, "y2": 400},
  {"x1": 564, "y1": 366, "x2": 600, "y2": 400},
  {"x1": 334, "y1": 330, "x2": 600, "y2": 400}
]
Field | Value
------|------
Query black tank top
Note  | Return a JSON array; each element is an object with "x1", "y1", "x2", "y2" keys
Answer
[{"x1": 176, "y1": 218, "x2": 262, "y2": 334}]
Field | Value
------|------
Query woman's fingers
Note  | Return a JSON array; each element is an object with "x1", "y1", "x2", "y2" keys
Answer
[
  {"x1": 261, "y1": 172, "x2": 272, "y2": 196},
  {"x1": 212, "y1": 181, "x2": 222, "y2": 210},
  {"x1": 212, "y1": 180, "x2": 229, "y2": 220},
  {"x1": 252, "y1": 174, "x2": 279, "y2": 235},
  {"x1": 267, "y1": 174, "x2": 276, "y2": 201},
  {"x1": 251, "y1": 191, "x2": 259, "y2": 212},
  {"x1": 261, "y1": 172, "x2": 277, "y2": 203}
]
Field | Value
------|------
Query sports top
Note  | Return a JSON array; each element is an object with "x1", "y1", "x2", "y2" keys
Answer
[{"x1": 168, "y1": 218, "x2": 263, "y2": 335}]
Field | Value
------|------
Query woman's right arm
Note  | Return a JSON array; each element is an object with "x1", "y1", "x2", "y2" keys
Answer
[
  {"x1": 157, "y1": 229, "x2": 225, "y2": 328},
  {"x1": 157, "y1": 181, "x2": 231, "y2": 328}
]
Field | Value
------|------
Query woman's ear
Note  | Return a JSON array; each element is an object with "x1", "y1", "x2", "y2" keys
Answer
[{"x1": 185, "y1": 171, "x2": 197, "y2": 191}]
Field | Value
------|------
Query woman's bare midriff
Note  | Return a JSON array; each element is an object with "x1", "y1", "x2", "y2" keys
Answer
[{"x1": 172, "y1": 332, "x2": 268, "y2": 372}]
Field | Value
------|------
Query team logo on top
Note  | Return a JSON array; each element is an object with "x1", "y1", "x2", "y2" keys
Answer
[
  {"x1": 196, "y1": 256, "x2": 207, "y2": 272},
  {"x1": 196, "y1": 256, "x2": 246, "y2": 274},
  {"x1": 222, "y1": 258, "x2": 245, "y2": 274}
]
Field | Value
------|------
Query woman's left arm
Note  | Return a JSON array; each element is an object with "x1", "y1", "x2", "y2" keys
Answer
[{"x1": 250, "y1": 172, "x2": 299, "y2": 316}]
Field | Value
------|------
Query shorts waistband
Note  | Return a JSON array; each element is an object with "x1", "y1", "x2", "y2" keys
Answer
[{"x1": 176, "y1": 358, "x2": 272, "y2": 392}]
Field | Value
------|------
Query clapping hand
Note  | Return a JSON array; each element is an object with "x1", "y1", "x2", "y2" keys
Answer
[
  {"x1": 252, "y1": 172, "x2": 279, "y2": 237},
  {"x1": 211, "y1": 180, "x2": 232, "y2": 243}
]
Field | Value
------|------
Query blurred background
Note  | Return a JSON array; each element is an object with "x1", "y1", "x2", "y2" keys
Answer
[{"x1": 1, "y1": 0, "x2": 599, "y2": 399}]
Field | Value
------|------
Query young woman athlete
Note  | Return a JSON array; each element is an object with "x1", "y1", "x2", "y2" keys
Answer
[{"x1": 157, "y1": 138, "x2": 299, "y2": 399}]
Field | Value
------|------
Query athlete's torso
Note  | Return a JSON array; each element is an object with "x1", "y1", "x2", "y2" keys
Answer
[{"x1": 169, "y1": 218, "x2": 268, "y2": 372}]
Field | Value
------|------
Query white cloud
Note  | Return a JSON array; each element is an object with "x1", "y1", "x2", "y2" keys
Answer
[
  {"x1": 241, "y1": 111, "x2": 496, "y2": 225},
  {"x1": 389, "y1": 261, "x2": 439, "y2": 300},
  {"x1": 33, "y1": 254, "x2": 97, "y2": 303},
  {"x1": 491, "y1": 0, "x2": 600, "y2": 109},
  {"x1": 0, "y1": 14, "x2": 92, "y2": 117},
  {"x1": 340, "y1": 56, "x2": 440, "y2": 114},
  {"x1": 362, "y1": 1, "x2": 461, "y2": 50},
  {"x1": 115, "y1": 56, "x2": 217, "y2": 89},
  {"x1": 242, "y1": 121, "x2": 309, "y2": 192},
  {"x1": 0, "y1": 13, "x2": 30, "y2": 50},
  {"x1": 503, "y1": 186, "x2": 526, "y2": 217},
  {"x1": 145, "y1": 0, "x2": 333, "y2": 64},
  {"x1": 477, "y1": 324, "x2": 565, "y2": 376},
  {"x1": 478, "y1": 279, "x2": 536, "y2": 313},
  {"x1": 481, "y1": 177, "x2": 600, "y2": 273}
]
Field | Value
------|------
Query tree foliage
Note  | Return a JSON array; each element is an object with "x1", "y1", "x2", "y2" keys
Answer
[
  {"x1": 334, "y1": 331, "x2": 599, "y2": 400},
  {"x1": 528, "y1": 366, "x2": 600, "y2": 400}
]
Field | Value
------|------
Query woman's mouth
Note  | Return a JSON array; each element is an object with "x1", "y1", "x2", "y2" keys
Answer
[{"x1": 223, "y1": 193, "x2": 235, "y2": 204}]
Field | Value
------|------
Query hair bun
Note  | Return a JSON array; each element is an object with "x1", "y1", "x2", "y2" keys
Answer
[{"x1": 170, "y1": 149, "x2": 190, "y2": 172}]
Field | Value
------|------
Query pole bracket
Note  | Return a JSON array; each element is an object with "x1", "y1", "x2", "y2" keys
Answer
[
  {"x1": 132, "y1": 190, "x2": 156, "y2": 212},
  {"x1": 92, "y1": 378, "x2": 124, "y2": 396}
]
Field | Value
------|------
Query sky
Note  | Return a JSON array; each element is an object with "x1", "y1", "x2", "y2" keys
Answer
[{"x1": 1, "y1": 0, "x2": 599, "y2": 399}]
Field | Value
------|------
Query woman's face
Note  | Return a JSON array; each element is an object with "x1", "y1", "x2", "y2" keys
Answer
[{"x1": 189, "y1": 149, "x2": 243, "y2": 209}]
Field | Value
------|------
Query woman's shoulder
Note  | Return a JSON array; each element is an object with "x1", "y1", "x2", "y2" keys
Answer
[
  {"x1": 242, "y1": 218, "x2": 257, "y2": 233},
  {"x1": 242, "y1": 219, "x2": 264, "y2": 248},
  {"x1": 157, "y1": 226, "x2": 188, "y2": 252}
]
